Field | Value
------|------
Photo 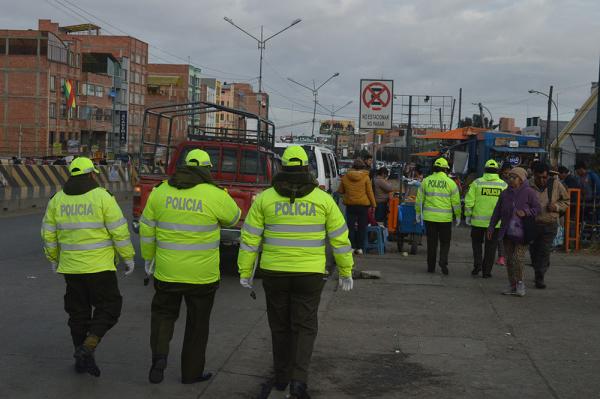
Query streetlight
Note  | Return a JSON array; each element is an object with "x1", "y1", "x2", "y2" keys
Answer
[
  {"x1": 472, "y1": 102, "x2": 493, "y2": 128},
  {"x1": 318, "y1": 100, "x2": 352, "y2": 155},
  {"x1": 223, "y1": 17, "x2": 302, "y2": 95},
  {"x1": 528, "y1": 88, "x2": 558, "y2": 160},
  {"x1": 287, "y1": 72, "x2": 340, "y2": 138}
]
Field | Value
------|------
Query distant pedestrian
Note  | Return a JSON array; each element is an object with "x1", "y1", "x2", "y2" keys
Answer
[
  {"x1": 574, "y1": 161, "x2": 600, "y2": 224},
  {"x1": 373, "y1": 167, "x2": 394, "y2": 224},
  {"x1": 415, "y1": 158, "x2": 461, "y2": 275},
  {"x1": 495, "y1": 162, "x2": 513, "y2": 266},
  {"x1": 529, "y1": 163, "x2": 569, "y2": 289},
  {"x1": 464, "y1": 159, "x2": 507, "y2": 278},
  {"x1": 557, "y1": 166, "x2": 580, "y2": 189},
  {"x1": 338, "y1": 159, "x2": 376, "y2": 255},
  {"x1": 361, "y1": 153, "x2": 375, "y2": 179},
  {"x1": 488, "y1": 167, "x2": 540, "y2": 296}
]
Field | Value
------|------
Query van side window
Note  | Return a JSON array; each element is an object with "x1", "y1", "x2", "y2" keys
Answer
[
  {"x1": 322, "y1": 153, "x2": 331, "y2": 178},
  {"x1": 328, "y1": 154, "x2": 338, "y2": 177}
]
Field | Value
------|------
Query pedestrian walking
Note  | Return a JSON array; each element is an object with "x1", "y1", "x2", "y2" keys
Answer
[
  {"x1": 238, "y1": 146, "x2": 354, "y2": 399},
  {"x1": 488, "y1": 167, "x2": 540, "y2": 296},
  {"x1": 529, "y1": 163, "x2": 569, "y2": 288},
  {"x1": 464, "y1": 159, "x2": 507, "y2": 278},
  {"x1": 574, "y1": 161, "x2": 600, "y2": 225},
  {"x1": 415, "y1": 158, "x2": 461, "y2": 275},
  {"x1": 496, "y1": 162, "x2": 513, "y2": 266},
  {"x1": 373, "y1": 166, "x2": 394, "y2": 224},
  {"x1": 139, "y1": 149, "x2": 241, "y2": 384},
  {"x1": 338, "y1": 158, "x2": 376, "y2": 255},
  {"x1": 41, "y1": 156, "x2": 135, "y2": 377},
  {"x1": 557, "y1": 166, "x2": 580, "y2": 189}
]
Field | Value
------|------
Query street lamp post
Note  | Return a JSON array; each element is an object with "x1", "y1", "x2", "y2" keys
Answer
[
  {"x1": 472, "y1": 102, "x2": 494, "y2": 128},
  {"x1": 223, "y1": 17, "x2": 301, "y2": 95},
  {"x1": 318, "y1": 100, "x2": 352, "y2": 155},
  {"x1": 287, "y1": 72, "x2": 340, "y2": 138},
  {"x1": 528, "y1": 88, "x2": 559, "y2": 161}
]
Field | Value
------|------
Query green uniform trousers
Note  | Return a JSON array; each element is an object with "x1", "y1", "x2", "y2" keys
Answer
[
  {"x1": 150, "y1": 279, "x2": 218, "y2": 381},
  {"x1": 63, "y1": 271, "x2": 122, "y2": 347},
  {"x1": 262, "y1": 273, "x2": 326, "y2": 385}
]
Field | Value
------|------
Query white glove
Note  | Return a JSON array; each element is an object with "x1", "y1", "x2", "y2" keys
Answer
[
  {"x1": 124, "y1": 259, "x2": 135, "y2": 276},
  {"x1": 455, "y1": 219, "x2": 461, "y2": 227},
  {"x1": 144, "y1": 259, "x2": 155, "y2": 275},
  {"x1": 465, "y1": 216, "x2": 471, "y2": 226},
  {"x1": 339, "y1": 276, "x2": 353, "y2": 291},
  {"x1": 415, "y1": 214, "x2": 422, "y2": 224},
  {"x1": 240, "y1": 278, "x2": 253, "y2": 289},
  {"x1": 50, "y1": 262, "x2": 58, "y2": 273}
]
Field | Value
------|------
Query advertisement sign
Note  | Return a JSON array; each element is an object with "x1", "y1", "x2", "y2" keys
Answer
[
  {"x1": 359, "y1": 79, "x2": 393, "y2": 130},
  {"x1": 67, "y1": 139, "x2": 80, "y2": 154},
  {"x1": 119, "y1": 111, "x2": 128, "y2": 144}
]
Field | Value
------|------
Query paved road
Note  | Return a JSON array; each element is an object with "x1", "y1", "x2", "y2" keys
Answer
[{"x1": 1, "y1": 205, "x2": 600, "y2": 398}]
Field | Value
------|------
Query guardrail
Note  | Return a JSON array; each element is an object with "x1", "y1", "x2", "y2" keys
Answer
[{"x1": 0, "y1": 165, "x2": 132, "y2": 212}]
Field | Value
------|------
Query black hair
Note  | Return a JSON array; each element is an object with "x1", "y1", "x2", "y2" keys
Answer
[
  {"x1": 362, "y1": 154, "x2": 373, "y2": 161},
  {"x1": 533, "y1": 162, "x2": 550, "y2": 174},
  {"x1": 432, "y1": 166, "x2": 447, "y2": 173},
  {"x1": 484, "y1": 167, "x2": 498, "y2": 174},
  {"x1": 574, "y1": 161, "x2": 587, "y2": 170},
  {"x1": 557, "y1": 166, "x2": 570, "y2": 174},
  {"x1": 377, "y1": 167, "x2": 388, "y2": 176}
]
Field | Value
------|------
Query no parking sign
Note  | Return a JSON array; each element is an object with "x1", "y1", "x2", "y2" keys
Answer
[{"x1": 359, "y1": 79, "x2": 394, "y2": 130}]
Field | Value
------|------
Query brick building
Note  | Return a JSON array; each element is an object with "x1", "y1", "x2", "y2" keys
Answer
[
  {"x1": 217, "y1": 82, "x2": 267, "y2": 132},
  {"x1": 0, "y1": 19, "x2": 148, "y2": 158}
]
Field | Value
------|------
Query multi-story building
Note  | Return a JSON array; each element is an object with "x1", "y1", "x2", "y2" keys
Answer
[
  {"x1": 200, "y1": 78, "x2": 221, "y2": 130},
  {"x1": 146, "y1": 64, "x2": 202, "y2": 144},
  {"x1": 217, "y1": 82, "x2": 267, "y2": 133},
  {"x1": 0, "y1": 19, "x2": 148, "y2": 157}
]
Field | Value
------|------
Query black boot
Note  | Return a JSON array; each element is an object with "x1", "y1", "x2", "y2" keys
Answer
[
  {"x1": 149, "y1": 355, "x2": 167, "y2": 384},
  {"x1": 441, "y1": 265, "x2": 449, "y2": 275},
  {"x1": 471, "y1": 267, "x2": 481, "y2": 276},
  {"x1": 289, "y1": 380, "x2": 311, "y2": 399},
  {"x1": 181, "y1": 372, "x2": 212, "y2": 384},
  {"x1": 535, "y1": 272, "x2": 546, "y2": 289},
  {"x1": 74, "y1": 345, "x2": 100, "y2": 377}
]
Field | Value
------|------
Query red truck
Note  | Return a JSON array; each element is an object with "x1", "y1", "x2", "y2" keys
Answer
[{"x1": 131, "y1": 102, "x2": 276, "y2": 250}]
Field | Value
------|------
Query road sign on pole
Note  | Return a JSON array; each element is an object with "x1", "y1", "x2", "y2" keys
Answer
[{"x1": 359, "y1": 79, "x2": 393, "y2": 130}]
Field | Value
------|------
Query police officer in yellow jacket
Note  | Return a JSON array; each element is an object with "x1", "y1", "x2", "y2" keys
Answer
[
  {"x1": 415, "y1": 157, "x2": 461, "y2": 275},
  {"x1": 465, "y1": 159, "x2": 508, "y2": 278},
  {"x1": 140, "y1": 149, "x2": 241, "y2": 385},
  {"x1": 41, "y1": 156, "x2": 135, "y2": 377},
  {"x1": 238, "y1": 146, "x2": 353, "y2": 399}
]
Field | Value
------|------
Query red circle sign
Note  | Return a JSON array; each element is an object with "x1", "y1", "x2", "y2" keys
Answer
[{"x1": 362, "y1": 82, "x2": 391, "y2": 111}]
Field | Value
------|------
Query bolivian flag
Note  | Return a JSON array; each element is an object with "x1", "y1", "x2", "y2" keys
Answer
[{"x1": 63, "y1": 79, "x2": 76, "y2": 109}]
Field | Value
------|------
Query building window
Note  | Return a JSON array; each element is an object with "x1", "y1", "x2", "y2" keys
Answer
[
  {"x1": 86, "y1": 84, "x2": 95, "y2": 96},
  {"x1": 49, "y1": 75, "x2": 56, "y2": 92},
  {"x1": 8, "y1": 38, "x2": 38, "y2": 55},
  {"x1": 104, "y1": 109, "x2": 112, "y2": 122},
  {"x1": 47, "y1": 33, "x2": 67, "y2": 64},
  {"x1": 59, "y1": 131, "x2": 65, "y2": 144},
  {"x1": 49, "y1": 131, "x2": 55, "y2": 145},
  {"x1": 0, "y1": 38, "x2": 6, "y2": 55},
  {"x1": 60, "y1": 102, "x2": 67, "y2": 119},
  {"x1": 140, "y1": 94, "x2": 144, "y2": 105},
  {"x1": 49, "y1": 103, "x2": 56, "y2": 119},
  {"x1": 95, "y1": 85, "x2": 104, "y2": 97}
]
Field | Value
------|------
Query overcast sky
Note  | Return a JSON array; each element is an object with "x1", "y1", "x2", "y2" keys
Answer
[{"x1": 3, "y1": 0, "x2": 600, "y2": 135}]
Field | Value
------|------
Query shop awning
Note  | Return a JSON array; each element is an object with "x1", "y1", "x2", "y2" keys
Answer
[
  {"x1": 420, "y1": 127, "x2": 487, "y2": 140},
  {"x1": 410, "y1": 151, "x2": 441, "y2": 157},
  {"x1": 491, "y1": 146, "x2": 546, "y2": 153}
]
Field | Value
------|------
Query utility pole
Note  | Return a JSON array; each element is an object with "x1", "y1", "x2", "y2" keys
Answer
[
  {"x1": 450, "y1": 98, "x2": 456, "y2": 130},
  {"x1": 406, "y1": 95, "x2": 413, "y2": 159},
  {"x1": 458, "y1": 88, "x2": 462, "y2": 127},
  {"x1": 288, "y1": 72, "x2": 340, "y2": 139},
  {"x1": 595, "y1": 57, "x2": 600, "y2": 152},
  {"x1": 18, "y1": 124, "x2": 22, "y2": 159},
  {"x1": 545, "y1": 85, "x2": 553, "y2": 161}
]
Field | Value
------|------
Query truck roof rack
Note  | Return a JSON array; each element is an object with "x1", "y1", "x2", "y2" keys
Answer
[{"x1": 139, "y1": 101, "x2": 275, "y2": 174}]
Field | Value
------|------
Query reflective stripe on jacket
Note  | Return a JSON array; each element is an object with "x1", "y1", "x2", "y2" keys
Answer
[
  {"x1": 238, "y1": 187, "x2": 354, "y2": 278},
  {"x1": 415, "y1": 172, "x2": 461, "y2": 222},
  {"x1": 464, "y1": 173, "x2": 508, "y2": 228},
  {"x1": 140, "y1": 182, "x2": 241, "y2": 284},
  {"x1": 41, "y1": 187, "x2": 134, "y2": 274}
]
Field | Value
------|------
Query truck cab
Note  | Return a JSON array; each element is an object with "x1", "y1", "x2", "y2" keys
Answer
[{"x1": 132, "y1": 102, "x2": 275, "y2": 247}]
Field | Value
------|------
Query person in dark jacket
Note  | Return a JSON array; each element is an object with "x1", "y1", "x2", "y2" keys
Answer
[
  {"x1": 373, "y1": 167, "x2": 394, "y2": 224},
  {"x1": 558, "y1": 166, "x2": 580, "y2": 189},
  {"x1": 488, "y1": 167, "x2": 541, "y2": 297}
]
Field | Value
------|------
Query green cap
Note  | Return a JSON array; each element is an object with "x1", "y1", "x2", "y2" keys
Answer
[
  {"x1": 281, "y1": 146, "x2": 308, "y2": 167},
  {"x1": 185, "y1": 149, "x2": 212, "y2": 167},
  {"x1": 69, "y1": 157, "x2": 99, "y2": 176},
  {"x1": 433, "y1": 157, "x2": 449, "y2": 169},
  {"x1": 485, "y1": 159, "x2": 499, "y2": 169}
]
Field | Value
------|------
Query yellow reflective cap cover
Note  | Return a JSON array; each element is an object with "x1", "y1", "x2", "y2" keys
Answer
[
  {"x1": 185, "y1": 149, "x2": 212, "y2": 167},
  {"x1": 69, "y1": 157, "x2": 99, "y2": 176},
  {"x1": 281, "y1": 146, "x2": 308, "y2": 167}
]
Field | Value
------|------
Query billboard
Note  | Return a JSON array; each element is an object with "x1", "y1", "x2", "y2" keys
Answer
[{"x1": 359, "y1": 79, "x2": 393, "y2": 130}]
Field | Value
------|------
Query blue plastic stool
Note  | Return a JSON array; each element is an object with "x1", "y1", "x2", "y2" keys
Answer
[{"x1": 363, "y1": 225, "x2": 385, "y2": 255}]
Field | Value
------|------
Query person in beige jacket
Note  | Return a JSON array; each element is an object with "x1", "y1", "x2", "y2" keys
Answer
[
  {"x1": 529, "y1": 162, "x2": 569, "y2": 289},
  {"x1": 338, "y1": 159, "x2": 376, "y2": 254}
]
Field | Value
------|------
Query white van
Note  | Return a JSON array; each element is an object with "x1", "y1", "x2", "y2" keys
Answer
[{"x1": 274, "y1": 143, "x2": 340, "y2": 193}]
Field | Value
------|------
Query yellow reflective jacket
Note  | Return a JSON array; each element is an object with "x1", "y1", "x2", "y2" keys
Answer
[
  {"x1": 464, "y1": 173, "x2": 507, "y2": 228},
  {"x1": 41, "y1": 187, "x2": 134, "y2": 274},
  {"x1": 238, "y1": 187, "x2": 354, "y2": 278},
  {"x1": 140, "y1": 182, "x2": 241, "y2": 284},
  {"x1": 415, "y1": 172, "x2": 461, "y2": 222}
]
